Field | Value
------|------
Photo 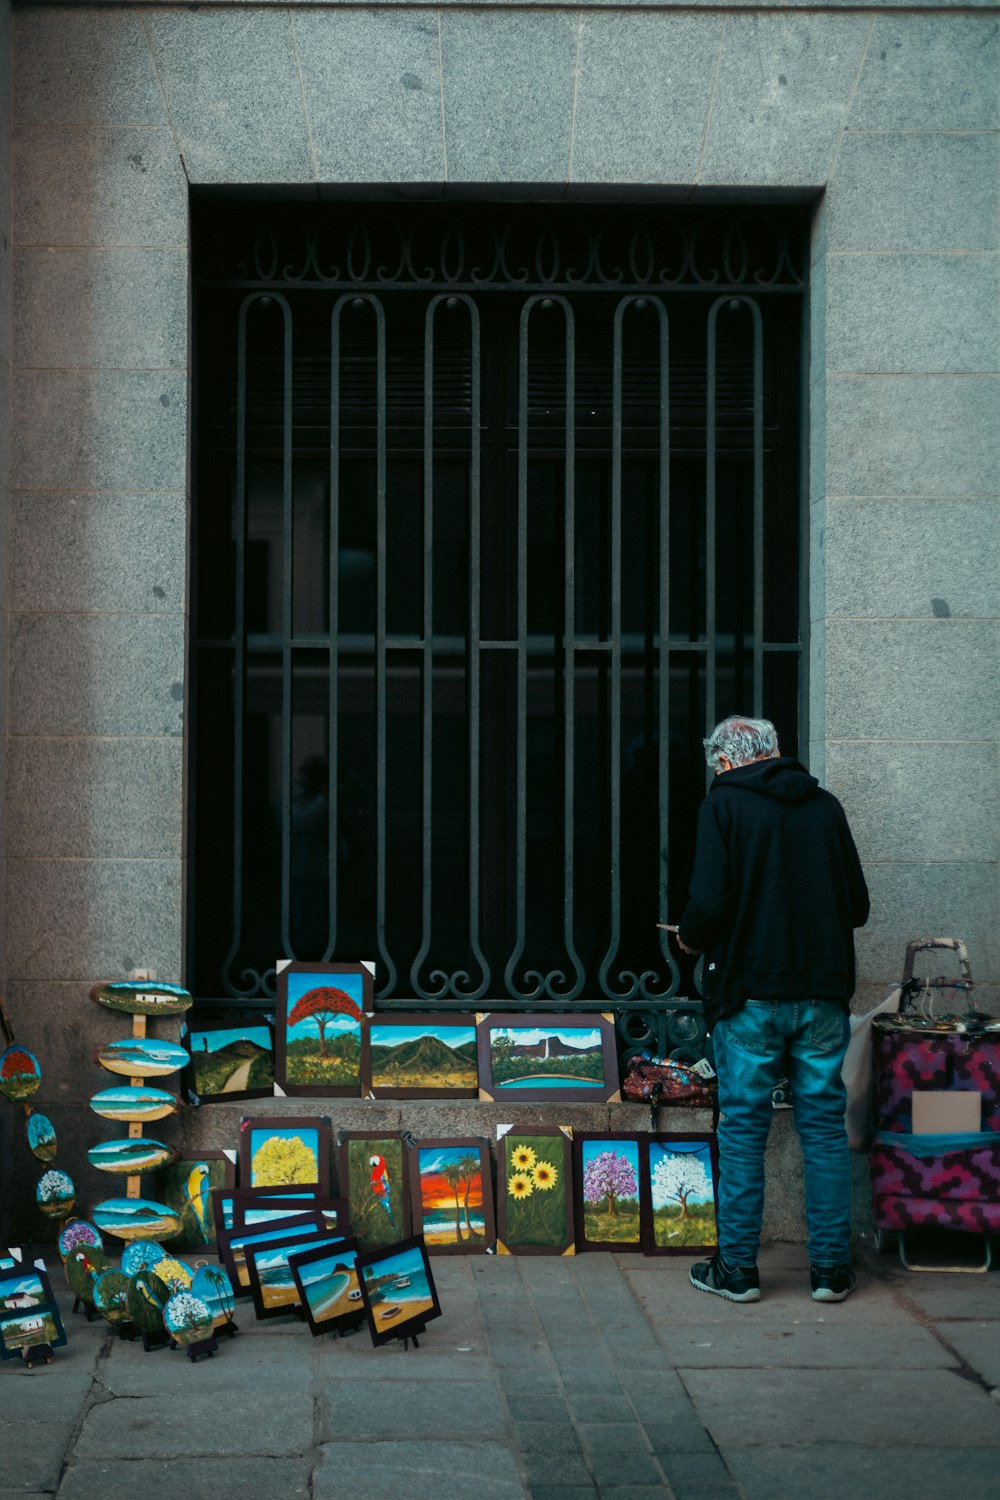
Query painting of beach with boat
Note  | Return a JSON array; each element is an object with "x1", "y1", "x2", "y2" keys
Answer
[
  {"x1": 288, "y1": 1237, "x2": 364, "y2": 1334},
  {"x1": 477, "y1": 1013, "x2": 620, "y2": 1103},
  {"x1": 358, "y1": 1237, "x2": 441, "y2": 1345}
]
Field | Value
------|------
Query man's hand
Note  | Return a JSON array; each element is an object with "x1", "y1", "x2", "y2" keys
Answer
[{"x1": 674, "y1": 932, "x2": 700, "y2": 956}]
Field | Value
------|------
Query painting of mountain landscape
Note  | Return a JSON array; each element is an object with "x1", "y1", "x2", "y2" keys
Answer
[
  {"x1": 184, "y1": 1021, "x2": 274, "y2": 1102},
  {"x1": 478, "y1": 1013, "x2": 620, "y2": 1103},
  {"x1": 369, "y1": 1017, "x2": 478, "y2": 1097}
]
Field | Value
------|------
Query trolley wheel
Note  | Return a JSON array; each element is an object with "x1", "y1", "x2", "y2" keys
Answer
[{"x1": 874, "y1": 1227, "x2": 898, "y2": 1255}]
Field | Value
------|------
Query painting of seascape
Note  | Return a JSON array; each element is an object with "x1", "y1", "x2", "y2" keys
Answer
[
  {"x1": 288, "y1": 1238, "x2": 364, "y2": 1335},
  {"x1": 95, "y1": 1037, "x2": 189, "y2": 1080},
  {"x1": 88, "y1": 1138, "x2": 178, "y2": 1175},
  {"x1": 358, "y1": 1237, "x2": 441, "y2": 1346},
  {"x1": 89, "y1": 1085, "x2": 180, "y2": 1123},
  {"x1": 218, "y1": 1211, "x2": 326, "y2": 1290},
  {"x1": 409, "y1": 1140, "x2": 494, "y2": 1254},
  {"x1": 276, "y1": 962, "x2": 372, "y2": 1097},
  {"x1": 369, "y1": 1017, "x2": 478, "y2": 1098},
  {"x1": 477, "y1": 1013, "x2": 620, "y2": 1103},
  {"x1": 183, "y1": 1019, "x2": 274, "y2": 1103},
  {"x1": 247, "y1": 1231, "x2": 346, "y2": 1319}
]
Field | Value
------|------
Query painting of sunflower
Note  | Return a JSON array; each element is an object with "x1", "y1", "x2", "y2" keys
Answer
[{"x1": 497, "y1": 1129, "x2": 574, "y2": 1255}]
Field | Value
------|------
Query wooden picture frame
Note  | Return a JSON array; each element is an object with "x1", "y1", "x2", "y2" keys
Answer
[
  {"x1": 182, "y1": 1015, "x2": 275, "y2": 1105},
  {"x1": 357, "y1": 1235, "x2": 441, "y2": 1347},
  {"x1": 496, "y1": 1125, "x2": 575, "y2": 1256},
  {"x1": 275, "y1": 961, "x2": 373, "y2": 1098},
  {"x1": 639, "y1": 1134, "x2": 719, "y2": 1256},
  {"x1": 150, "y1": 1150, "x2": 236, "y2": 1253},
  {"x1": 217, "y1": 1210, "x2": 326, "y2": 1292},
  {"x1": 476, "y1": 1012, "x2": 620, "y2": 1104},
  {"x1": 237, "y1": 1114, "x2": 331, "y2": 1191},
  {"x1": 245, "y1": 1227, "x2": 348, "y2": 1320},
  {"x1": 230, "y1": 1191, "x2": 346, "y2": 1236},
  {"x1": 573, "y1": 1133, "x2": 644, "y2": 1252},
  {"x1": 408, "y1": 1138, "x2": 494, "y2": 1255},
  {"x1": 211, "y1": 1183, "x2": 325, "y2": 1241},
  {"x1": 337, "y1": 1132, "x2": 411, "y2": 1250},
  {"x1": 288, "y1": 1236, "x2": 365, "y2": 1336},
  {"x1": 368, "y1": 1014, "x2": 478, "y2": 1099}
]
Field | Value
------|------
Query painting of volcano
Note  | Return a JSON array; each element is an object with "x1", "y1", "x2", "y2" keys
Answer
[
  {"x1": 369, "y1": 1016, "x2": 478, "y2": 1098},
  {"x1": 183, "y1": 1017, "x2": 274, "y2": 1103}
]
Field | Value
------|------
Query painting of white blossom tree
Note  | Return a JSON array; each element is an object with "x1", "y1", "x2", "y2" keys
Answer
[{"x1": 646, "y1": 1137, "x2": 718, "y2": 1253}]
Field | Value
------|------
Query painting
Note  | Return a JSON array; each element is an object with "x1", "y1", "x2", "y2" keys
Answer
[
  {"x1": 477, "y1": 1013, "x2": 620, "y2": 1104},
  {"x1": 275, "y1": 961, "x2": 373, "y2": 1097},
  {"x1": 0, "y1": 1260, "x2": 66, "y2": 1357},
  {"x1": 92, "y1": 1197, "x2": 181, "y2": 1242},
  {"x1": 574, "y1": 1134, "x2": 643, "y2": 1251},
  {"x1": 288, "y1": 1237, "x2": 365, "y2": 1336},
  {"x1": 95, "y1": 1036, "x2": 189, "y2": 1080},
  {"x1": 496, "y1": 1126, "x2": 575, "y2": 1256},
  {"x1": 246, "y1": 1228, "x2": 347, "y2": 1320},
  {"x1": 211, "y1": 1184, "x2": 328, "y2": 1240},
  {"x1": 217, "y1": 1210, "x2": 326, "y2": 1292},
  {"x1": 231, "y1": 1193, "x2": 345, "y2": 1236},
  {"x1": 191, "y1": 1265, "x2": 237, "y2": 1331},
  {"x1": 151, "y1": 1151, "x2": 237, "y2": 1252},
  {"x1": 89, "y1": 1085, "x2": 180, "y2": 1123},
  {"x1": 338, "y1": 1133, "x2": 410, "y2": 1250},
  {"x1": 238, "y1": 1115, "x2": 331, "y2": 1190},
  {"x1": 0, "y1": 1044, "x2": 42, "y2": 1103},
  {"x1": 408, "y1": 1138, "x2": 494, "y2": 1255},
  {"x1": 26, "y1": 1112, "x2": 58, "y2": 1162},
  {"x1": 182, "y1": 1016, "x2": 275, "y2": 1104},
  {"x1": 357, "y1": 1236, "x2": 441, "y2": 1347},
  {"x1": 368, "y1": 1015, "x2": 478, "y2": 1098},
  {"x1": 640, "y1": 1135, "x2": 719, "y2": 1255}
]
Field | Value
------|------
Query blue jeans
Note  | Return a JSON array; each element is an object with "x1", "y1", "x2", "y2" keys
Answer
[{"x1": 712, "y1": 999, "x2": 852, "y2": 1267}]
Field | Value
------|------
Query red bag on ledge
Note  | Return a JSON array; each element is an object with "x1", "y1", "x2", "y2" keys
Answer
[{"x1": 622, "y1": 1057, "x2": 716, "y2": 1109}]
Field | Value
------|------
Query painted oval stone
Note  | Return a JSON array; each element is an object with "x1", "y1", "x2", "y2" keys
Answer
[
  {"x1": 94, "y1": 1269, "x2": 131, "y2": 1325},
  {"x1": 88, "y1": 1138, "x2": 179, "y2": 1175},
  {"x1": 36, "y1": 1168, "x2": 75, "y2": 1220},
  {"x1": 192, "y1": 1265, "x2": 237, "y2": 1329},
  {"x1": 26, "y1": 1112, "x2": 58, "y2": 1162},
  {"x1": 0, "y1": 1045, "x2": 42, "y2": 1102},
  {"x1": 163, "y1": 1290, "x2": 213, "y2": 1347},
  {"x1": 95, "y1": 1036, "x2": 190, "y2": 1080},
  {"x1": 120, "y1": 1240, "x2": 167, "y2": 1276},
  {"x1": 65, "y1": 1244, "x2": 111, "y2": 1302},
  {"x1": 89, "y1": 980, "x2": 193, "y2": 1017},
  {"x1": 59, "y1": 1217, "x2": 103, "y2": 1261},
  {"x1": 92, "y1": 1199, "x2": 183, "y2": 1242},
  {"x1": 126, "y1": 1270, "x2": 170, "y2": 1334},
  {"x1": 89, "y1": 1085, "x2": 180, "y2": 1123},
  {"x1": 155, "y1": 1257, "x2": 194, "y2": 1293}
]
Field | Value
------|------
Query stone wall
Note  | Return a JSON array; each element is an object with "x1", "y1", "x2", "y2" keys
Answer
[{"x1": 3, "y1": 3, "x2": 998, "y2": 1239}]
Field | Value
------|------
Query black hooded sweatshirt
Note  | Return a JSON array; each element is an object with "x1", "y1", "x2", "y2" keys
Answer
[{"x1": 678, "y1": 757, "x2": 870, "y2": 1031}]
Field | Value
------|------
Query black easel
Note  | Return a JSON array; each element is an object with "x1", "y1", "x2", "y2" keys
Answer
[{"x1": 21, "y1": 1342, "x2": 53, "y2": 1368}]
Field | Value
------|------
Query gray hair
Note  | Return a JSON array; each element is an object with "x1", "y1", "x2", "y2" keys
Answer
[{"x1": 703, "y1": 716, "x2": 780, "y2": 772}]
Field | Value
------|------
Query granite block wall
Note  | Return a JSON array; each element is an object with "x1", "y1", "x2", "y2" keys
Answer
[{"x1": 3, "y1": 3, "x2": 998, "y2": 1239}]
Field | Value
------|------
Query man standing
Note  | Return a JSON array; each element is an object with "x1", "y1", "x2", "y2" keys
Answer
[{"x1": 676, "y1": 716, "x2": 869, "y2": 1303}]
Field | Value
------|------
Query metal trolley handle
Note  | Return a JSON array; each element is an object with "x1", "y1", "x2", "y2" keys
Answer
[{"x1": 901, "y1": 937, "x2": 975, "y2": 1015}]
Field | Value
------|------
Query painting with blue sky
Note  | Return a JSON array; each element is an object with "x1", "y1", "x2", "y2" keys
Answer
[
  {"x1": 276, "y1": 962, "x2": 372, "y2": 1096},
  {"x1": 357, "y1": 1236, "x2": 441, "y2": 1346},
  {"x1": 477, "y1": 1012, "x2": 620, "y2": 1103},
  {"x1": 369, "y1": 1014, "x2": 478, "y2": 1097},
  {"x1": 183, "y1": 1017, "x2": 273, "y2": 1102}
]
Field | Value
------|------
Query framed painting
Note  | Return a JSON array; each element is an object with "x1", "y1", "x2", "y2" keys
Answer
[
  {"x1": 640, "y1": 1134, "x2": 719, "y2": 1256},
  {"x1": 408, "y1": 1138, "x2": 494, "y2": 1255},
  {"x1": 245, "y1": 1228, "x2": 347, "y2": 1320},
  {"x1": 231, "y1": 1191, "x2": 345, "y2": 1236},
  {"x1": 237, "y1": 1115, "x2": 331, "y2": 1190},
  {"x1": 357, "y1": 1236, "x2": 441, "y2": 1347},
  {"x1": 211, "y1": 1183, "x2": 326, "y2": 1240},
  {"x1": 573, "y1": 1134, "x2": 643, "y2": 1252},
  {"x1": 477, "y1": 1012, "x2": 620, "y2": 1104},
  {"x1": 368, "y1": 1014, "x2": 478, "y2": 1099},
  {"x1": 496, "y1": 1126, "x2": 575, "y2": 1256},
  {"x1": 289, "y1": 1236, "x2": 365, "y2": 1336},
  {"x1": 217, "y1": 1210, "x2": 326, "y2": 1292},
  {"x1": 275, "y1": 960, "x2": 373, "y2": 1097},
  {"x1": 150, "y1": 1150, "x2": 236, "y2": 1252},
  {"x1": 338, "y1": 1133, "x2": 411, "y2": 1250},
  {"x1": 182, "y1": 1016, "x2": 274, "y2": 1104},
  {"x1": 0, "y1": 1260, "x2": 66, "y2": 1358}
]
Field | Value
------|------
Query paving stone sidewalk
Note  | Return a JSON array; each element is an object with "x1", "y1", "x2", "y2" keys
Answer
[{"x1": 4, "y1": 1244, "x2": 1000, "y2": 1500}]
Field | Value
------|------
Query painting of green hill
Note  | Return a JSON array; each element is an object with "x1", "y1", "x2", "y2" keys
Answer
[
  {"x1": 370, "y1": 1030, "x2": 477, "y2": 1092},
  {"x1": 193, "y1": 1040, "x2": 273, "y2": 1097}
]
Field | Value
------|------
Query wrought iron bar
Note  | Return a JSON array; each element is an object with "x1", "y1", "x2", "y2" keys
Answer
[{"x1": 279, "y1": 297, "x2": 295, "y2": 961}]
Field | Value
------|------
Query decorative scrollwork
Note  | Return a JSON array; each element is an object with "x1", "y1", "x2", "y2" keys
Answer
[{"x1": 206, "y1": 205, "x2": 805, "y2": 294}]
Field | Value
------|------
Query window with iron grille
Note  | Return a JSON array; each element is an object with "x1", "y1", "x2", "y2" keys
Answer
[{"x1": 190, "y1": 201, "x2": 807, "y2": 1003}]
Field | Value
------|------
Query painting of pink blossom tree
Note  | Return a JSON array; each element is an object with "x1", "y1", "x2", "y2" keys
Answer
[{"x1": 578, "y1": 1138, "x2": 641, "y2": 1246}]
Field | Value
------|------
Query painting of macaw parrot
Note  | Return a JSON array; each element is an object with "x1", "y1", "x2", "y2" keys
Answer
[
  {"x1": 341, "y1": 1135, "x2": 409, "y2": 1250},
  {"x1": 153, "y1": 1153, "x2": 235, "y2": 1250}
]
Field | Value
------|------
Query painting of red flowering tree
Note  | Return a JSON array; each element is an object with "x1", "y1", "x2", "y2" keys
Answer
[{"x1": 276, "y1": 963, "x2": 373, "y2": 1096}]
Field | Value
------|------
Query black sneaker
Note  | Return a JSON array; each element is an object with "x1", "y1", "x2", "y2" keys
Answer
[
  {"x1": 810, "y1": 1264, "x2": 857, "y2": 1302},
  {"x1": 689, "y1": 1254, "x2": 760, "y2": 1303}
]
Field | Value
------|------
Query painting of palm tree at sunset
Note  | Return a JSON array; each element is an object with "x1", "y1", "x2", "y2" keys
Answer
[{"x1": 409, "y1": 1139, "x2": 495, "y2": 1254}]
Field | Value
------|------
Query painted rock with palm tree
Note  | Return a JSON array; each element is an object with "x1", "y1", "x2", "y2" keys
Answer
[{"x1": 192, "y1": 1265, "x2": 236, "y2": 1330}]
